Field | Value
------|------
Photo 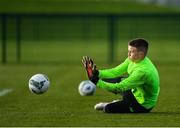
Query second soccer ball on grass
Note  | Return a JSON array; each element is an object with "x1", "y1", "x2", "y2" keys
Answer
[{"x1": 29, "y1": 74, "x2": 50, "y2": 94}]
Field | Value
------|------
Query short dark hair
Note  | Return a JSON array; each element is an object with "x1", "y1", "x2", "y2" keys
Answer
[{"x1": 129, "y1": 38, "x2": 149, "y2": 55}]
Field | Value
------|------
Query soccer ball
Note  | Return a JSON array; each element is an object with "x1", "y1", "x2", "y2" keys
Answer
[
  {"x1": 28, "y1": 74, "x2": 50, "y2": 94},
  {"x1": 78, "y1": 80, "x2": 96, "y2": 96}
]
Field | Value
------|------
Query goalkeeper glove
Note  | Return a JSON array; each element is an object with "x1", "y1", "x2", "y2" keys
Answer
[{"x1": 82, "y1": 56, "x2": 99, "y2": 84}]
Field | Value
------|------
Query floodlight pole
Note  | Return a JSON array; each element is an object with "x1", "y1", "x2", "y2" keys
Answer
[
  {"x1": 108, "y1": 15, "x2": 116, "y2": 64},
  {"x1": 16, "y1": 15, "x2": 21, "y2": 63},
  {"x1": 2, "y1": 14, "x2": 7, "y2": 64}
]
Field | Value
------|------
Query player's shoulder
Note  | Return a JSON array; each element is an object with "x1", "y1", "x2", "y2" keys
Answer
[{"x1": 124, "y1": 57, "x2": 131, "y2": 63}]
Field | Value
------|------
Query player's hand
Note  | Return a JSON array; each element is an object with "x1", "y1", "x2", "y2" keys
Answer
[
  {"x1": 82, "y1": 56, "x2": 97, "y2": 78},
  {"x1": 82, "y1": 56, "x2": 99, "y2": 84}
]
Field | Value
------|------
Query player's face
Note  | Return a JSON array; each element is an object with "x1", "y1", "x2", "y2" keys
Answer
[{"x1": 128, "y1": 45, "x2": 143, "y2": 62}]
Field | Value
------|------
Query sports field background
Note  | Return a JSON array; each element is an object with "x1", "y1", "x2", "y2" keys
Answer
[{"x1": 0, "y1": 0, "x2": 180, "y2": 127}]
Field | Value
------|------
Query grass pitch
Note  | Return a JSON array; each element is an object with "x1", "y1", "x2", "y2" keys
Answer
[
  {"x1": 0, "y1": 40, "x2": 180, "y2": 127},
  {"x1": 0, "y1": 0, "x2": 180, "y2": 126}
]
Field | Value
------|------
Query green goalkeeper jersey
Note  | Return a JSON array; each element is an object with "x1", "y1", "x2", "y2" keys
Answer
[{"x1": 97, "y1": 57, "x2": 160, "y2": 109}]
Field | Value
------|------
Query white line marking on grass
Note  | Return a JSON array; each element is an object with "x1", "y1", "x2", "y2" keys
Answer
[{"x1": 0, "y1": 89, "x2": 14, "y2": 97}]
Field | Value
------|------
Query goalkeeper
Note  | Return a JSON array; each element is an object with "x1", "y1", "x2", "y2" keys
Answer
[{"x1": 82, "y1": 38, "x2": 160, "y2": 113}]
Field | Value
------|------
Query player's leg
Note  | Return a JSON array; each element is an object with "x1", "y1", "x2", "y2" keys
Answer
[
  {"x1": 123, "y1": 90, "x2": 153, "y2": 113},
  {"x1": 95, "y1": 78, "x2": 152, "y2": 113},
  {"x1": 103, "y1": 100, "x2": 131, "y2": 113},
  {"x1": 94, "y1": 100, "x2": 131, "y2": 113},
  {"x1": 94, "y1": 77, "x2": 129, "y2": 112},
  {"x1": 94, "y1": 102, "x2": 108, "y2": 111},
  {"x1": 101, "y1": 90, "x2": 152, "y2": 113}
]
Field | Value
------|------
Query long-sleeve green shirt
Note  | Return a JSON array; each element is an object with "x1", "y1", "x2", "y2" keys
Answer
[{"x1": 97, "y1": 57, "x2": 160, "y2": 109}]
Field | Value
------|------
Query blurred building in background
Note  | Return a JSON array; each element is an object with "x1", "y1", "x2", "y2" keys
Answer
[{"x1": 136, "y1": 0, "x2": 180, "y2": 6}]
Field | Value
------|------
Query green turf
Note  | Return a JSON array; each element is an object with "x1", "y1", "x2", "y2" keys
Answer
[
  {"x1": 0, "y1": 40, "x2": 180, "y2": 127},
  {"x1": 0, "y1": 0, "x2": 180, "y2": 126}
]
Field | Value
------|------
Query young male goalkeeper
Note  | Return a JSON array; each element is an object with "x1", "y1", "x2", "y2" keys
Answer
[{"x1": 82, "y1": 38, "x2": 160, "y2": 113}]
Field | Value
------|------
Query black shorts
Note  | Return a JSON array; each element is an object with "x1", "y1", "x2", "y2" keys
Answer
[{"x1": 102, "y1": 77, "x2": 152, "y2": 113}]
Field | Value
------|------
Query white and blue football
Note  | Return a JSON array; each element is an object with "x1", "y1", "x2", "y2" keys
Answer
[
  {"x1": 28, "y1": 74, "x2": 50, "y2": 94},
  {"x1": 78, "y1": 80, "x2": 96, "y2": 96}
]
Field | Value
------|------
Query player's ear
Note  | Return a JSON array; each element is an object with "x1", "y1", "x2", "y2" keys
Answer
[{"x1": 139, "y1": 51, "x2": 145, "y2": 58}]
